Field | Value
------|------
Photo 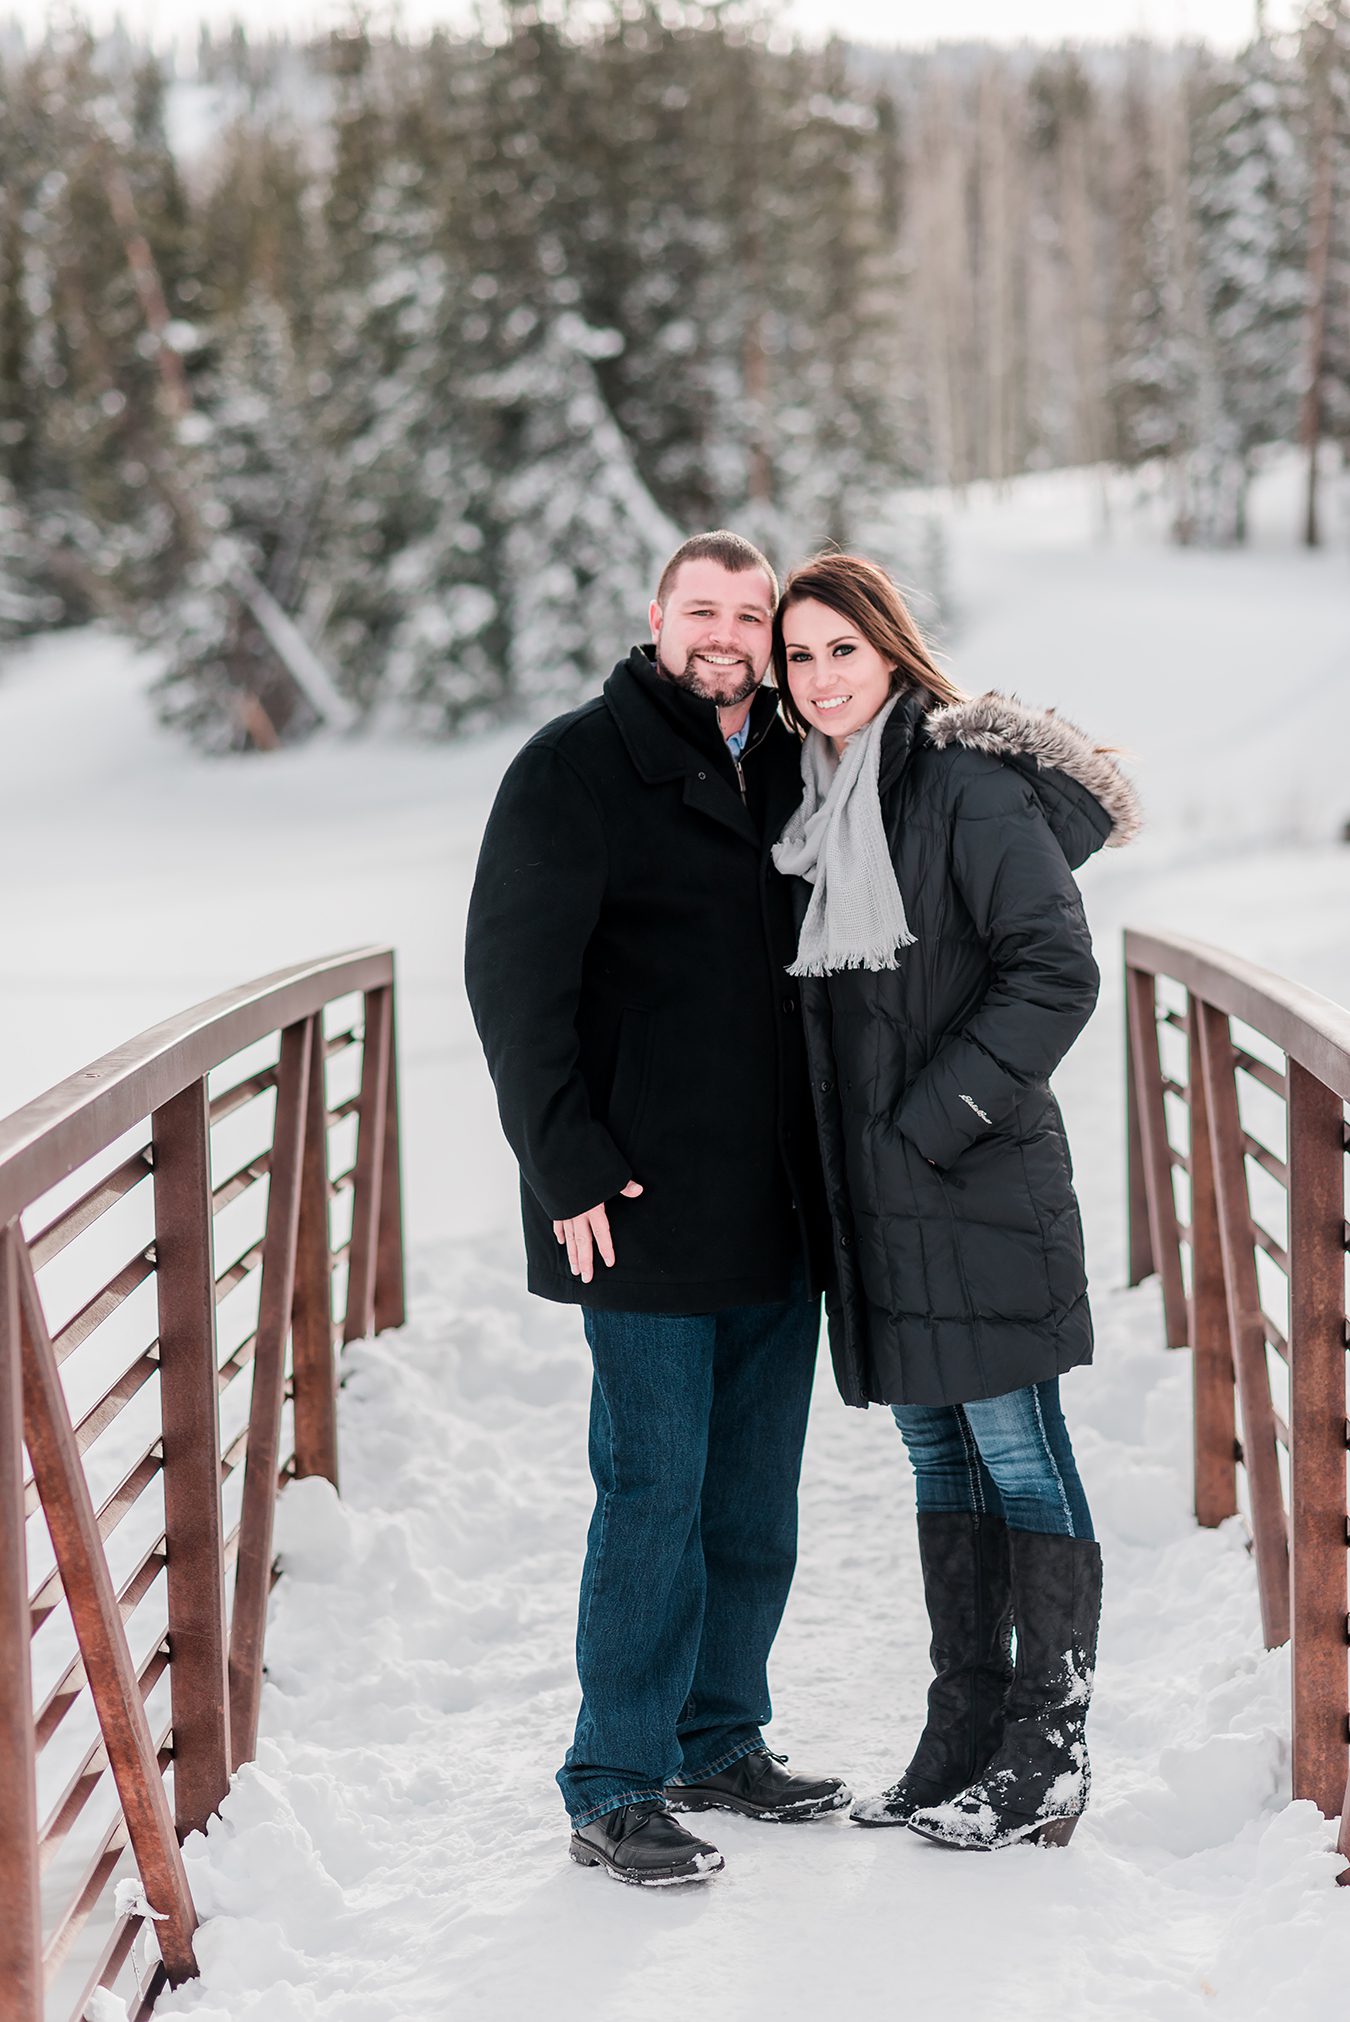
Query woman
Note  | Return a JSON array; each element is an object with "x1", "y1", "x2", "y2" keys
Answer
[{"x1": 771, "y1": 553, "x2": 1141, "y2": 1850}]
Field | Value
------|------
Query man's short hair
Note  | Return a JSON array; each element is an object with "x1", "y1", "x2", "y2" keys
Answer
[{"x1": 655, "y1": 531, "x2": 779, "y2": 610}]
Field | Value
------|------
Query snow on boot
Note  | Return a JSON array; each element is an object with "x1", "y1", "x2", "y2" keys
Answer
[
  {"x1": 668, "y1": 1749, "x2": 851, "y2": 1822},
  {"x1": 853, "y1": 1511, "x2": 1013, "y2": 1826},
  {"x1": 906, "y1": 1531, "x2": 1101, "y2": 1851},
  {"x1": 569, "y1": 1801, "x2": 725, "y2": 1885}
]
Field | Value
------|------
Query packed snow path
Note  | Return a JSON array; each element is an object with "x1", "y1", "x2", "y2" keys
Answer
[{"x1": 2, "y1": 459, "x2": 1349, "y2": 2018}]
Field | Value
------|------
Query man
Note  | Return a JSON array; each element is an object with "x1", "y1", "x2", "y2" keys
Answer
[{"x1": 464, "y1": 530, "x2": 847, "y2": 1887}]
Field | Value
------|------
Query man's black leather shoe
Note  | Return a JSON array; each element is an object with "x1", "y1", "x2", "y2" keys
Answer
[
  {"x1": 667, "y1": 1749, "x2": 851, "y2": 1822},
  {"x1": 569, "y1": 1801, "x2": 725, "y2": 1886}
]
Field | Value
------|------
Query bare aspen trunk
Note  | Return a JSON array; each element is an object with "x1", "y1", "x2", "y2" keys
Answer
[
  {"x1": 1299, "y1": 66, "x2": 1335, "y2": 549},
  {"x1": 980, "y1": 64, "x2": 1015, "y2": 489}
]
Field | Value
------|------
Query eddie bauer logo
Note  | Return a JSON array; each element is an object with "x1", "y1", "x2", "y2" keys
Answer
[{"x1": 959, "y1": 1094, "x2": 992, "y2": 1125}]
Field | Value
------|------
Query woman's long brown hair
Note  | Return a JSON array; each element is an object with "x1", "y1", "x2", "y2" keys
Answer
[{"x1": 772, "y1": 553, "x2": 967, "y2": 736}]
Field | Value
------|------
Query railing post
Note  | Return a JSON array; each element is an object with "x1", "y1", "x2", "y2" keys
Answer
[
  {"x1": 153, "y1": 1079, "x2": 231, "y2": 1839},
  {"x1": 0, "y1": 1225, "x2": 41, "y2": 2022},
  {"x1": 1126, "y1": 966, "x2": 1188, "y2": 1345},
  {"x1": 1126, "y1": 957, "x2": 1154, "y2": 1287},
  {"x1": 1186, "y1": 997, "x2": 1238, "y2": 1527},
  {"x1": 292, "y1": 1011, "x2": 338, "y2": 1488},
  {"x1": 344, "y1": 986, "x2": 392, "y2": 1346},
  {"x1": 1196, "y1": 1001, "x2": 1291, "y2": 1647},
  {"x1": 1286, "y1": 1060, "x2": 1350, "y2": 1820},
  {"x1": 229, "y1": 1019, "x2": 313, "y2": 1769},
  {"x1": 16, "y1": 1238, "x2": 199, "y2": 1983},
  {"x1": 374, "y1": 981, "x2": 406, "y2": 1336}
]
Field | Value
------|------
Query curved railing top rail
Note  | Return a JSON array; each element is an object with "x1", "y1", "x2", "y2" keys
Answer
[
  {"x1": 0, "y1": 945, "x2": 394, "y2": 1227},
  {"x1": 1125, "y1": 927, "x2": 1350, "y2": 1104}
]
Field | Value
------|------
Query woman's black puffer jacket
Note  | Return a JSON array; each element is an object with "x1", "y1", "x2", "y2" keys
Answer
[{"x1": 795, "y1": 687, "x2": 1142, "y2": 1409}]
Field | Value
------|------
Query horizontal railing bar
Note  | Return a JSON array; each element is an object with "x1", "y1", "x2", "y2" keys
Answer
[
  {"x1": 27, "y1": 1147, "x2": 154, "y2": 1269},
  {"x1": 1250, "y1": 1222, "x2": 1290, "y2": 1275},
  {"x1": 324, "y1": 1027, "x2": 363, "y2": 1059},
  {"x1": 329, "y1": 1092, "x2": 361, "y2": 1125},
  {"x1": 208, "y1": 1067, "x2": 279, "y2": 1127},
  {"x1": 218, "y1": 1329, "x2": 259, "y2": 1392},
  {"x1": 41, "y1": 1729, "x2": 173, "y2": 1982},
  {"x1": 1262, "y1": 1314, "x2": 1289, "y2": 1362},
  {"x1": 328, "y1": 1168, "x2": 355, "y2": 1198},
  {"x1": 42, "y1": 1828, "x2": 129, "y2": 1981},
  {"x1": 214, "y1": 1240, "x2": 265, "y2": 1306},
  {"x1": 1241, "y1": 1133, "x2": 1288, "y2": 1184},
  {"x1": 72, "y1": 1910, "x2": 144, "y2": 2022},
  {"x1": 1159, "y1": 1009, "x2": 1188, "y2": 1032},
  {"x1": 24, "y1": 1345, "x2": 161, "y2": 1518},
  {"x1": 51, "y1": 1251, "x2": 157, "y2": 1367},
  {"x1": 211, "y1": 1151, "x2": 271, "y2": 1213},
  {"x1": 39, "y1": 1642, "x2": 169, "y2": 1861},
  {"x1": 32, "y1": 1542, "x2": 167, "y2": 1747},
  {"x1": 0, "y1": 947, "x2": 394, "y2": 1227},
  {"x1": 1167, "y1": 1144, "x2": 1191, "y2": 1173},
  {"x1": 129, "y1": 1960, "x2": 169, "y2": 2022},
  {"x1": 72, "y1": 1345, "x2": 161, "y2": 1455},
  {"x1": 30, "y1": 1441, "x2": 163, "y2": 1632},
  {"x1": 219, "y1": 1424, "x2": 249, "y2": 1484},
  {"x1": 1125, "y1": 933, "x2": 1350, "y2": 1100},
  {"x1": 1233, "y1": 1048, "x2": 1286, "y2": 1096},
  {"x1": 1161, "y1": 1075, "x2": 1188, "y2": 1099},
  {"x1": 1271, "y1": 1409, "x2": 1290, "y2": 1450}
]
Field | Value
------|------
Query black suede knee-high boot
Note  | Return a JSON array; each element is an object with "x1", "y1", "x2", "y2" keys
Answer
[
  {"x1": 852, "y1": 1511, "x2": 1014, "y2": 1827},
  {"x1": 906, "y1": 1529, "x2": 1102, "y2": 1850}
]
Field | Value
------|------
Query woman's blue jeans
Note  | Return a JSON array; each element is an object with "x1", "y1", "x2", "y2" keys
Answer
[
  {"x1": 557, "y1": 1289, "x2": 820, "y2": 1827},
  {"x1": 893, "y1": 1379, "x2": 1094, "y2": 1539}
]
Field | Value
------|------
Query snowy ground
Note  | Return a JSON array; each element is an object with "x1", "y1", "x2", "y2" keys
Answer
[{"x1": 4, "y1": 455, "x2": 1350, "y2": 2019}]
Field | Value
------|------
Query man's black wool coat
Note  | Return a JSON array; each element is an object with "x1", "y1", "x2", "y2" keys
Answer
[
  {"x1": 464, "y1": 646, "x2": 830, "y2": 1313},
  {"x1": 797, "y1": 687, "x2": 1143, "y2": 1410}
]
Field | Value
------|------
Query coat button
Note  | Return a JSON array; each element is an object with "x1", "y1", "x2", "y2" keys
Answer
[
  {"x1": 818, "y1": 1078, "x2": 832, "y2": 1093},
  {"x1": 840, "y1": 1234, "x2": 851, "y2": 1250},
  {"x1": 697, "y1": 770, "x2": 707, "y2": 780},
  {"x1": 782, "y1": 995, "x2": 797, "y2": 1013}
]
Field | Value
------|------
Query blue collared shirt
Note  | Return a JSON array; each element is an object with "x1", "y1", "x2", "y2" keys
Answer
[{"x1": 725, "y1": 717, "x2": 752, "y2": 761}]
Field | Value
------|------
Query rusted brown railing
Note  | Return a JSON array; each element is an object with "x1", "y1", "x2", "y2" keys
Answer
[
  {"x1": 0, "y1": 950, "x2": 405, "y2": 2021},
  {"x1": 1125, "y1": 928, "x2": 1349, "y2": 1874}
]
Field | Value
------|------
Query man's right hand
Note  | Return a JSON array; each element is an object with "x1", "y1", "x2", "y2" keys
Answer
[{"x1": 553, "y1": 1180, "x2": 644, "y2": 1284}]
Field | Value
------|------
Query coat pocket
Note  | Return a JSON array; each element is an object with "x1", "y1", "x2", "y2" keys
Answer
[{"x1": 605, "y1": 1008, "x2": 653, "y2": 1153}]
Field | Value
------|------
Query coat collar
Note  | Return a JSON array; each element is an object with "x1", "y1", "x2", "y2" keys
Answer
[
  {"x1": 604, "y1": 645, "x2": 781, "y2": 781},
  {"x1": 603, "y1": 646, "x2": 788, "y2": 850}
]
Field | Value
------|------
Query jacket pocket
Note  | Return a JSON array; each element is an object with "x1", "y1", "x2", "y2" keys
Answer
[{"x1": 606, "y1": 1008, "x2": 653, "y2": 1152}]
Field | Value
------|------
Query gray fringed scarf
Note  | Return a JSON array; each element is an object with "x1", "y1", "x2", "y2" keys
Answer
[{"x1": 771, "y1": 692, "x2": 916, "y2": 977}]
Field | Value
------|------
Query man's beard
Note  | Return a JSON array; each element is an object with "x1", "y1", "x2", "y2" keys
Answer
[{"x1": 657, "y1": 646, "x2": 761, "y2": 709}]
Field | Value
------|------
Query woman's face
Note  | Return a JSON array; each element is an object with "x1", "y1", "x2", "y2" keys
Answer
[{"x1": 781, "y1": 596, "x2": 896, "y2": 750}]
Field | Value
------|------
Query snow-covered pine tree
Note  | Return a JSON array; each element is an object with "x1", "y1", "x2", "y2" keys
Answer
[
  {"x1": 308, "y1": 24, "x2": 507, "y2": 732},
  {"x1": 486, "y1": 304, "x2": 679, "y2": 712},
  {"x1": 150, "y1": 289, "x2": 322, "y2": 749}
]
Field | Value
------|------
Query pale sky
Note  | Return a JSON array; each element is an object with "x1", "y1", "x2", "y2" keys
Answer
[{"x1": 0, "y1": 0, "x2": 1304, "y2": 49}]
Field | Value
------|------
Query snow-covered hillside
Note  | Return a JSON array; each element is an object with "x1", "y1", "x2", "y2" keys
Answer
[{"x1": 3, "y1": 459, "x2": 1349, "y2": 2019}]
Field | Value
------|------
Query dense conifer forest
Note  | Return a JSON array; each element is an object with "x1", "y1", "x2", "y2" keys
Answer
[{"x1": 0, "y1": 2, "x2": 1346, "y2": 746}]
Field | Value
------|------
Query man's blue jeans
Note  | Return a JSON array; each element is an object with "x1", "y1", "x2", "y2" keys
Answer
[
  {"x1": 556, "y1": 1290, "x2": 820, "y2": 1827},
  {"x1": 893, "y1": 1379, "x2": 1094, "y2": 1540}
]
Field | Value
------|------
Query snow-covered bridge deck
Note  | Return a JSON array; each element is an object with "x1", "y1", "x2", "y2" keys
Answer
[{"x1": 3, "y1": 459, "x2": 1350, "y2": 2017}]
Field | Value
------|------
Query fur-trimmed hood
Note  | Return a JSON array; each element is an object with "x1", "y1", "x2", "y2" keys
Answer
[{"x1": 923, "y1": 690, "x2": 1143, "y2": 856}]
